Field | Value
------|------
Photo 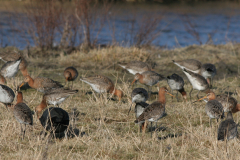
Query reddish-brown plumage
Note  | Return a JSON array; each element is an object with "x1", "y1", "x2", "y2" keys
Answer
[{"x1": 64, "y1": 66, "x2": 78, "y2": 82}]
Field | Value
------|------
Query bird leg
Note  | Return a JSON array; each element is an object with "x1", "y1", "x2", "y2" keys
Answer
[
  {"x1": 142, "y1": 121, "x2": 147, "y2": 135},
  {"x1": 189, "y1": 88, "x2": 193, "y2": 102},
  {"x1": 210, "y1": 118, "x2": 212, "y2": 128},
  {"x1": 176, "y1": 91, "x2": 179, "y2": 102},
  {"x1": 196, "y1": 90, "x2": 200, "y2": 99},
  {"x1": 71, "y1": 81, "x2": 73, "y2": 89},
  {"x1": 151, "y1": 122, "x2": 153, "y2": 138},
  {"x1": 22, "y1": 124, "x2": 26, "y2": 140}
]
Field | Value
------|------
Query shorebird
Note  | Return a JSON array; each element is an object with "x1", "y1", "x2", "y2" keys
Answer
[
  {"x1": 197, "y1": 92, "x2": 224, "y2": 127},
  {"x1": 35, "y1": 88, "x2": 78, "y2": 118},
  {"x1": 134, "y1": 87, "x2": 174, "y2": 137},
  {"x1": 183, "y1": 68, "x2": 209, "y2": 101},
  {"x1": 217, "y1": 112, "x2": 238, "y2": 141},
  {"x1": 13, "y1": 91, "x2": 33, "y2": 139},
  {"x1": 39, "y1": 107, "x2": 69, "y2": 134},
  {"x1": 167, "y1": 73, "x2": 187, "y2": 102},
  {"x1": 128, "y1": 88, "x2": 148, "y2": 114},
  {"x1": 64, "y1": 66, "x2": 78, "y2": 89},
  {"x1": 19, "y1": 75, "x2": 63, "y2": 93},
  {"x1": 216, "y1": 94, "x2": 240, "y2": 113},
  {"x1": 118, "y1": 61, "x2": 152, "y2": 75},
  {"x1": 80, "y1": 75, "x2": 123, "y2": 101},
  {"x1": 131, "y1": 71, "x2": 165, "y2": 96},
  {"x1": 173, "y1": 59, "x2": 202, "y2": 74},
  {"x1": 201, "y1": 63, "x2": 216, "y2": 88},
  {"x1": 0, "y1": 84, "x2": 15, "y2": 110},
  {"x1": 0, "y1": 51, "x2": 29, "y2": 76},
  {"x1": 0, "y1": 58, "x2": 22, "y2": 87}
]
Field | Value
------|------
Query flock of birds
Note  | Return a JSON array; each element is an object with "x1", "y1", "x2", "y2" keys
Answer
[{"x1": 0, "y1": 51, "x2": 238, "y2": 142}]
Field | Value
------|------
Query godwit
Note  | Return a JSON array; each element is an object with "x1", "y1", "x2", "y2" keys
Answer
[
  {"x1": 167, "y1": 73, "x2": 187, "y2": 102},
  {"x1": 216, "y1": 94, "x2": 240, "y2": 113},
  {"x1": 197, "y1": 92, "x2": 224, "y2": 127},
  {"x1": 173, "y1": 59, "x2": 202, "y2": 74},
  {"x1": 64, "y1": 66, "x2": 78, "y2": 89},
  {"x1": 35, "y1": 88, "x2": 78, "y2": 118},
  {"x1": 0, "y1": 51, "x2": 29, "y2": 76},
  {"x1": 39, "y1": 107, "x2": 69, "y2": 134},
  {"x1": 217, "y1": 112, "x2": 238, "y2": 141},
  {"x1": 201, "y1": 63, "x2": 216, "y2": 88},
  {"x1": 131, "y1": 71, "x2": 165, "y2": 96},
  {"x1": 19, "y1": 75, "x2": 63, "y2": 93},
  {"x1": 134, "y1": 87, "x2": 174, "y2": 137},
  {"x1": 0, "y1": 84, "x2": 15, "y2": 110},
  {"x1": 13, "y1": 91, "x2": 33, "y2": 139},
  {"x1": 80, "y1": 75, "x2": 123, "y2": 101},
  {"x1": 0, "y1": 58, "x2": 22, "y2": 87},
  {"x1": 118, "y1": 61, "x2": 152, "y2": 75},
  {"x1": 128, "y1": 88, "x2": 148, "y2": 114},
  {"x1": 183, "y1": 68, "x2": 209, "y2": 100}
]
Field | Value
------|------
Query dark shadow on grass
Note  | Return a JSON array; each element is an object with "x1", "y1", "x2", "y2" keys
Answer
[{"x1": 158, "y1": 133, "x2": 182, "y2": 140}]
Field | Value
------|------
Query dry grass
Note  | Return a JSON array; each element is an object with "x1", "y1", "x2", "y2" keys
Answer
[{"x1": 0, "y1": 44, "x2": 240, "y2": 159}]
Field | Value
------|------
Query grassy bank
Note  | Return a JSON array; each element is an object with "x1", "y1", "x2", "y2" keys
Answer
[{"x1": 0, "y1": 44, "x2": 240, "y2": 159}]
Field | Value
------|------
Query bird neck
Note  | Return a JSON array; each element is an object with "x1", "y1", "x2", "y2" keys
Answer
[
  {"x1": 35, "y1": 99, "x2": 47, "y2": 118},
  {"x1": 27, "y1": 77, "x2": 34, "y2": 88},
  {"x1": 0, "y1": 75, "x2": 6, "y2": 84},
  {"x1": 179, "y1": 88, "x2": 187, "y2": 101},
  {"x1": 110, "y1": 87, "x2": 122, "y2": 101},
  {"x1": 16, "y1": 92, "x2": 23, "y2": 104},
  {"x1": 158, "y1": 90, "x2": 166, "y2": 104},
  {"x1": 21, "y1": 67, "x2": 29, "y2": 77},
  {"x1": 232, "y1": 103, "x2": 240, "y2": 113},
  {"x1": 138, "y1": 75, "x2": 144, "y2": 84}
]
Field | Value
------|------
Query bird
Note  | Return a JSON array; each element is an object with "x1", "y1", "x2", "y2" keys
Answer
[
  {"x1": 131, "y1": 71, "x2": 165, "y2": 96},
  {"x1": 197, "y1": 92, "x2": 224, "y2": 127},
  {"x1": 80, "y1": 75, "x2": 123, "y2": 101},
  {"x1": 201, "y1": 63, "x2": 216, "y2": 88},
  {"x1": 128, "y1": 87, "x2": 148, "y2": 115},
  {"x1": 215, "y1": 94, "x2": 240, "y2": 113},
  {"x1": 64, "y1": 66, "x2": 78, "y2": 89},
  {"x1": 39, "y1": 107, "x2": 69, "y2": 134},
  {"x1": 0, "y1": 57, "x2": 22, "y2": 87},
  {"x1": 0, "y1": 51, "x2": 29, "y2": 76},
  {"x1": 35, "y1": 88, "x2": 78, "y2": 118},
  {"x1": 13, "y1": 91, "x2": 33, "y2": 139},
  {"x1": 183, "y1": 68, "x2": 209, "y2": 101},
  {"x1": 19, "y1": 75, "x2": 63, "y2": 93},
  {"x1": 167, "y1": 73, "x2": 187, "y2": 102},
  {"x1": 173, "y1": 59, "x2": 202, "y2": 74},
  {"x1": 128, "y1": 88, "x2": 149, "y2": 131},
  {"x1": 0, "y1": 84, "x2": 15, "y2": 110},
  {"x1": 134, "y1": 87, "x2": 174, "y2": 137},
  {"x1": 118, "y1": 61, "x2": 152, "y2": 75},
  {"x1": 0, "y1": 75, "x2": 6, "y2": 85},
  {"x1": 217, "y1": 112, "x2": 238, "y2": 141}
]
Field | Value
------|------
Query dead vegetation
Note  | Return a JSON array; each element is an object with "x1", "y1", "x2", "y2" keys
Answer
[{"x1": 0, "y1": 44, "x2": 240, "y2": 159}]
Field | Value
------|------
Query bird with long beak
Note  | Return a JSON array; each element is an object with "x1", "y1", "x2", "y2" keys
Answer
[
  {"x1": 131, "y1": 71, "x2": 165, "y2": 97},
  {"x1": 80, "y1": 75, "x2": 123, "y2": 101},
  {"x1": 167, "y1": 73, "x2": 187, "y2": 102},
  {"x1": 118, "y1": 61, "x2": 152, "y2": 75},
  {"x1": 64, "y1": 66, "x2": 78, "y2": 89},
  {"x1": 134, "y1": 86, "x2": 174, "y2": 137},
  {"x1": 201, "y1": 63, "x2": 216, "y2": 88},
  {"x1": 195, "y1": 92, "x2": 224, "y2": 127}
]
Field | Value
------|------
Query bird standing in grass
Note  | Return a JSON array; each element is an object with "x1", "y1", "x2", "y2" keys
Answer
[
  {"x1": 13, "y1": 91, "x2": 33, "y2": 139},
  {"x1": 173, "y1": 59, "x2": 202, "y2": 74},
  {"x1": 167, "y1": 73, "x2": 187, "y2": 102},
  {"x1": 131, "y1": 71, "x2": 165, "y2": 97},
  {"x1": 134, "y1": 86, "x2": 174, "y2": 137},
  {"x1": 35, "y1": 88, "x2": 78, "y2": 118},
  {"x1": 64, "y1": 66, "x2": 78, "y2": 89},
  {"x1": 19, "y1": 75, "x2": 63, "y2": 93},
  {"x1": 80, "y1": 75, "x2": 123, "y2": 101},
  {"x1": 217, "y1": 112, "x2": 238, "y2": 141},
  {"x1": 0, "y1": 84, "x2": 15, "y2": 110},
  {"x1": 118, "y1": 61, "x2": 152, "y2": 75},
  {"x1": 183, "y1": 68, "x2": 209, "y2": 101},
  {"x1": 201, "y1": 63, "x2": 216, "y2": 88},
  {"x1": 197, "y1": 92, "x2": 224, "y2": 127},
  {"x1": 216, "y1": 94, "x2": 240, "y2": 113}
]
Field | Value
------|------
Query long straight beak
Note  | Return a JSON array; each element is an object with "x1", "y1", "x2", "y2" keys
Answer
[
  {"x1": 128, "y1": 103, "x2": 133, "y2": 115},
  {"x1": 192, "y1": 95, "x2": 208, "y2": 103},
  {"x1": 167, "y1": 92, "x2": 175, "y2": 97},
  {"x1": 131, "y1": 79, "x2": 136, "y2": 86},
  {"x1": 19, "y1": 82, "x2": 25, "y2": 88}
]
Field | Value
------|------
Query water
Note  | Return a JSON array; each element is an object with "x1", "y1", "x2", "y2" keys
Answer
[{"x1": 1, "y1": 2, "x2": 240, "y2": 49}]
